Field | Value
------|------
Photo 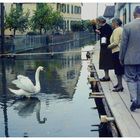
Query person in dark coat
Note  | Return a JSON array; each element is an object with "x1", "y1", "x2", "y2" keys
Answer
[{"x1": 96, "y1": 16, "x2": 113, "y2": 81}]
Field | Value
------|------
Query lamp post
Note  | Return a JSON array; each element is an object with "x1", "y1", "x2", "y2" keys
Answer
[
  {"x1": 0, "y1": 3, "x2": 4, "y2": 55},
  {"x1": 96, "y1": 3, "x2": 98, "y2": 18}
]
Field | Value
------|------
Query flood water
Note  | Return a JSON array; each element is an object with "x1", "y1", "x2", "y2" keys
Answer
[{"x1": 0, "y1": 45, "x2": 101, "y2": 137}]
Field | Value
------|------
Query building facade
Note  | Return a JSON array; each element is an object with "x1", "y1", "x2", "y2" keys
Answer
[
  {"x1": 4, "y1": 3, "x2": 82, "y2": 35},
  {"x1": 49, "y1": 3, "x2": 82, "y2": 31},
  {"x1": 103, "y1": 5, "x2": 115, "y2": 20},
  {"x1": 115, "y1": 3, "x2": 140, "y2": 25},
  {"x1": 4, "y1": 3, "x2": 37, "y2": 35}
]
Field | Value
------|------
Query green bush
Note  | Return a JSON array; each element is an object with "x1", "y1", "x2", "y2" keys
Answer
[
  {"x1": 26, "y1": 31, "x2": 39, "y2": 35},
  {"x1": 71, "y1": 21, "x2": 84, "y2": 32}
]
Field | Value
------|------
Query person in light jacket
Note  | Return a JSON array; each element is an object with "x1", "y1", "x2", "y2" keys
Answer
[
  {"x1": 108, "y1": 18, "x2": 124, "y2": 92},
  {"x1": 119, "y1": 6, "x2": 140, "y2": 111}
]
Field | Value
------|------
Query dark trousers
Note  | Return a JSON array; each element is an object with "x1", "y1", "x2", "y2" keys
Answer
[{"x1": 112, "y1": 51, "x2": 124, "y2": 76}]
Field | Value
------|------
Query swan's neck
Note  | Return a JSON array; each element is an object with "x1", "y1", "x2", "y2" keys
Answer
[{"x1": 35, "y1": 69, "x2": 41, "y2": 90}]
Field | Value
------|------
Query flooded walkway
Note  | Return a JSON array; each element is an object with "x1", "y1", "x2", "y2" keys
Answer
[{"x1": 92, "y1": 41, "x2": 140, "y2": 137}]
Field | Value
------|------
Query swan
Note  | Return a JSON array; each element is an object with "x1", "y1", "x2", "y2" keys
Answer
[{"x1": 9, "y1": 66, "x2": 44, "y2": 97}]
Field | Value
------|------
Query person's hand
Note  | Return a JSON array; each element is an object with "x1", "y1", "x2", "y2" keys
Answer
[
  {"x1": 95, "y1": 29, "x2": 101, "y2": 34},
  {"x1": 107, "y1": 45, "x2": 111, "y2": 49}
]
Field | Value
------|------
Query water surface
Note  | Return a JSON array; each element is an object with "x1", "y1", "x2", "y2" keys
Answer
[{"x1": 0, "y1": 45, "x2": 100, "y2": 137}]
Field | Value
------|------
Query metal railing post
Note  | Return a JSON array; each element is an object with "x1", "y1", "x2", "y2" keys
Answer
[{"x1": 0, "y1": 3, "x2": 4, "y2": 55}]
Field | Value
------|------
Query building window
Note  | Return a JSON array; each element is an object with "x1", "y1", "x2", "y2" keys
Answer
[
  {"x1": 67, "y1": 4, "x2": 69, "y2": 13},
  {"x1": 73, "y1": 6, "x2": 81, "y2": 14},
  {"x1": 70, "y1": 20, "x2": 75, "y2": 30},
  {"x1": 16, "y1": 3, "x2": 22, "y2": 11},
  {"x1": 128, "y1": 3, "x2": 131, "y2": 22},
  {"x1": 37, "y1": 3, "x2": 45, "y2": 10},
  {"x1": 74, "y1": 6, "x2": 77, "y2": 14},
  {"x1": 70, "y1": 21, "x2": 73, "y2": 30},
  {"x1": 71, "y1": 5, "x2": 73, "y2": 14},
  {"x1": 123, "y1": 8, "x2": 127, "y2": 25},
  {"x1": 67, "y1": 20, "x2": 69, "y2": 30},
  {"x1": 57, "y1": 3, "x2": 61, "y2": 12},
  {"x1": 78, "y1": 7, "x2": 81, "y2": 14},
  {"x1": 62, "y1": 4, "x2": 66, "y2": 13},
  {"x1": 63, "y1": 20, "x2": 66, "y2": 30}
]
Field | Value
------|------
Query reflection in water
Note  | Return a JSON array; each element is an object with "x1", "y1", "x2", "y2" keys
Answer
[
  {"x1": 91, "y1": 123, "x2": 111, "y2": 137},
  {"x1": 5, "y1": 55, "x2": 81, "y2": 99},
  {"x1": 1, "y1": 59, "x2": 9, "y2": 137},
  {"x1": 12, "y1": 97, "x2": 47, "y2": 124},
  {"x1": 0, "y1": 47, "x2": 82, "y2": 137},
  {"x1": 0, "y1": 44, "x2": 101, "y2": 137}
]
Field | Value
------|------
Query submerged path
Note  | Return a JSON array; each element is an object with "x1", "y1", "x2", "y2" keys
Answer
[{"x1": 91, "y1": 41, "x2": 140, "y2": 137}]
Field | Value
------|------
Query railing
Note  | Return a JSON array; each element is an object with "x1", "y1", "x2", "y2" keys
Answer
[
  {"x1": 4, "y1": 35, "x2": 48, "y2": 53},
  {"x1": 3, "y1": 31, "x2": 95, "y2": 54}
]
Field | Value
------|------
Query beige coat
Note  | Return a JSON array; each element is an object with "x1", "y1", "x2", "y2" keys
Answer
[{"x1": 108, "y1": 27, "x2": 123, "y2": 53}]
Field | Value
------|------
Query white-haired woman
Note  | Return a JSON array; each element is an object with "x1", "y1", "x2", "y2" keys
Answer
[{"x1": 108, "y1": 17, "x2": 124, "y2": 92}]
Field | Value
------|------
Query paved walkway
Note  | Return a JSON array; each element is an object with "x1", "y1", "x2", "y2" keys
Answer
[{"x1": 91, "y1": 41, "x2": 140, "y2": 137}]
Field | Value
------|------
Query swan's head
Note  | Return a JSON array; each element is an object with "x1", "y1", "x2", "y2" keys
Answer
[{"x1": 37, "y1": 66, "x2": 44, "y2": 71}]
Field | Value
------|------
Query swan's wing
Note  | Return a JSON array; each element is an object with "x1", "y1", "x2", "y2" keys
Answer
[
  {"x1": 12, "y1": 75, "x2": 35, "y2": 93},
  {"x1": 9, "y1": 88, "x2": 31, "y2": 97}
]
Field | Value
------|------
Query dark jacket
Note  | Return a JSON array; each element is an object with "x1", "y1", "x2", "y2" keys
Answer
[{"x1": 98, "y1": 23, "x2": 113, "y2": 70}]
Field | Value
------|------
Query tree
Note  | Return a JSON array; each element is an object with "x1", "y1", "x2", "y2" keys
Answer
[
  {"x1": 71, "y1": 21, "x2": 84, "y2": 32},
  {"x1": 30, "y1": 4, "x2": 52, "y2": 34},
  {"x1": 5, "y1": 6, "x2": 29, "y2": 36},
  {"x1": 50, "y1": 11, "x2": 64, "y2": 32},
  {"x1": 82, "y1": 20, "x2": 93, "y2": 32},
  {"x1": 71, "y1": 20, "x2": 96, "y2": 32}
]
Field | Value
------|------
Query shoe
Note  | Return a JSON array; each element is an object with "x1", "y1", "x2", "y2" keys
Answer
[
  {"x1": 113, "y1": 84, "x2": 118, "y2": 88},
  {"x1": 100, "y1": 77, "x2": 110, "y2": 82},
  {"x1": 112, "y1": 87, "x2": 124, "y2": 92},
  {"x1": 130, "y1": 101, "x2": 137, "y2": 111}
]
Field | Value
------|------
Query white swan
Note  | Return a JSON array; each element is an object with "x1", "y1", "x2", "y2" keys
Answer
[{"x1": 9, "y1": 66, "x2": 44, "y2": 97}]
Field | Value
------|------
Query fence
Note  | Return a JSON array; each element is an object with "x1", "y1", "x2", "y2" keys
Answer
[
  {"x1": 4, "y1": 35, "x2": 47, "y2": 53},
  {"x1": 3, "y1": 31, "x2": 95, "y2": 54}
]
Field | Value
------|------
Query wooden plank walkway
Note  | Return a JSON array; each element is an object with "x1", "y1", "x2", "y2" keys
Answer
[{"x1": 91, "y1": 41, "x2": 140, "y2": 137}]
